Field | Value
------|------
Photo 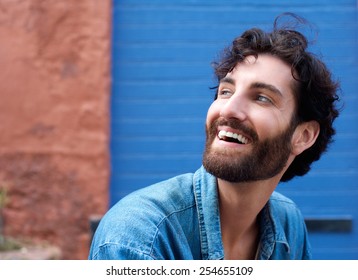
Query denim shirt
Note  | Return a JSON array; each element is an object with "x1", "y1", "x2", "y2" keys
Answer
[{"x1": 89, "y1": 166, "x2": 311, "y2": 260}]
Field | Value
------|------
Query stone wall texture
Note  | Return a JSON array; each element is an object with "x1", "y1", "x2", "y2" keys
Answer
[{"x1": 0, "y1": 0, "x2": 111, "y2": 259}]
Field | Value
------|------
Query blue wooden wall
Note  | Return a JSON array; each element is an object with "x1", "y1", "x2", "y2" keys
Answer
[{"x1": 111, "y1": 0, "x2": 358, "y2": 259}]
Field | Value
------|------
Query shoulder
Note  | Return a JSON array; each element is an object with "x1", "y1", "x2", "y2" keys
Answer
[
  {"x1": 89, "y1": 173, "x2": 196, "y2": 259},
  {"x1": 269, "y1": 191, "x2": 300, "y2": 211},
  {"x1": 116, "y1": 173, "x2": 196, "y2": 216},
  {"x1": 268, "y1": 191, "x2": 305, "y2": 221}
]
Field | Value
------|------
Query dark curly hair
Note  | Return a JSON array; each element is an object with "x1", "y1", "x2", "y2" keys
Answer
[{"x1": 212, "y1": 13, "x2": 340, "y2": 182}]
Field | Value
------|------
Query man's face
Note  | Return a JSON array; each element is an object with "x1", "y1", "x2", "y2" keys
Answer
[{"x1": 203, "y1": 54, "x2": 298, "y2": 182}]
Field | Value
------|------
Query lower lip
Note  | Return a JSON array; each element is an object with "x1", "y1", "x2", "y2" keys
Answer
[{"x1": 213, "y1": 136, "x2": 249, "y2": 149}]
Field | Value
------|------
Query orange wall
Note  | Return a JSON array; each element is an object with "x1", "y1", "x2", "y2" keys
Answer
[{"x1": 0, "y1": 1, "x2": 111, "y2": 259}]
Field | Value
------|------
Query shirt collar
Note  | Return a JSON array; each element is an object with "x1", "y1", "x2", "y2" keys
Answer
[
  {"x1": 193, "y1": 166, "x2": 224, "y2": 260},
  {"x1": 257, "y1": 199, "x2": 290, "y2": 259}
]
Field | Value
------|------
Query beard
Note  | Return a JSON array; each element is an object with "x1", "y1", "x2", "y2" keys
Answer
[{"x1": 202, "y1": 117, "x2": 296, "y2": 183}]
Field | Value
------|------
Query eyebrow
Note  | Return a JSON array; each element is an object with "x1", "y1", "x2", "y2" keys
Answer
[
  {"x1": 219, "y1": 77, "x2": 235, "y2": 86},
  {"x1": 251, "y1": 82, "x2": 283, "y2": 98},
  {"x1": 219, "y1": 77, "x2": 283, "y2": 98}
]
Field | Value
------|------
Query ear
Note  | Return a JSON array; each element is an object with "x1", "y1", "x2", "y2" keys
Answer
[{"x1": 291, "y1": 121, "x2": 320, "y2": 156}]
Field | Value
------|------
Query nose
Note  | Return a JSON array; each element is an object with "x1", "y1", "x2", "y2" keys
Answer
[{"x1": 219, "y1": 91, "x2": 248, "y2": 121}]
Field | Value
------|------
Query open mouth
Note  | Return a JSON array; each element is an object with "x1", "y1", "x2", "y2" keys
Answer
[{"x1": 218, "y1": 130, "x2": 249, "y2": 145}]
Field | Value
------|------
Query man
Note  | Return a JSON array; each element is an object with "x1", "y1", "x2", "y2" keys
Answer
[{"x1": 89, "y1": 14, "x2": 340, "y2": 260}]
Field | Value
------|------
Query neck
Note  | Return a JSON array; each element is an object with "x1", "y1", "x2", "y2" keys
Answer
[{"x1": 218, "y1": 177, "x2": 280, "y2": 259}]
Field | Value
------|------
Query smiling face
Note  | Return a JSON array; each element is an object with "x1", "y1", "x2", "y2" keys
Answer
[{"x1": 203, "y1": 54, "x2": 299, "y2": 182}]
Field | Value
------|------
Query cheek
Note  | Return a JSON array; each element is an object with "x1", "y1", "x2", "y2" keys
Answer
[
  {"x1": 205, "y1": 102, "x2": 219, "y2": 126},
  {"x1": 255, "y1": 112, "x2": 292, "y2": 140}
]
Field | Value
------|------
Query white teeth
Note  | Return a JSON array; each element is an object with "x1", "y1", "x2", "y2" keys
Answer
[
  {"x1": 218, "y1": 130, "x2": 249, "y2": 144},
  {"x1": 218, "y1": 130, "x2": 227, "y2": 139}
]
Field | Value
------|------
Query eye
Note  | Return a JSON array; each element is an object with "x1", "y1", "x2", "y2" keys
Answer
[
  {"x1": 218, "y1": 89, "x2": 233, "y2": 98},
  {"x1": 256, "y1": 95, "x2": 273, "y2": 104}
]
